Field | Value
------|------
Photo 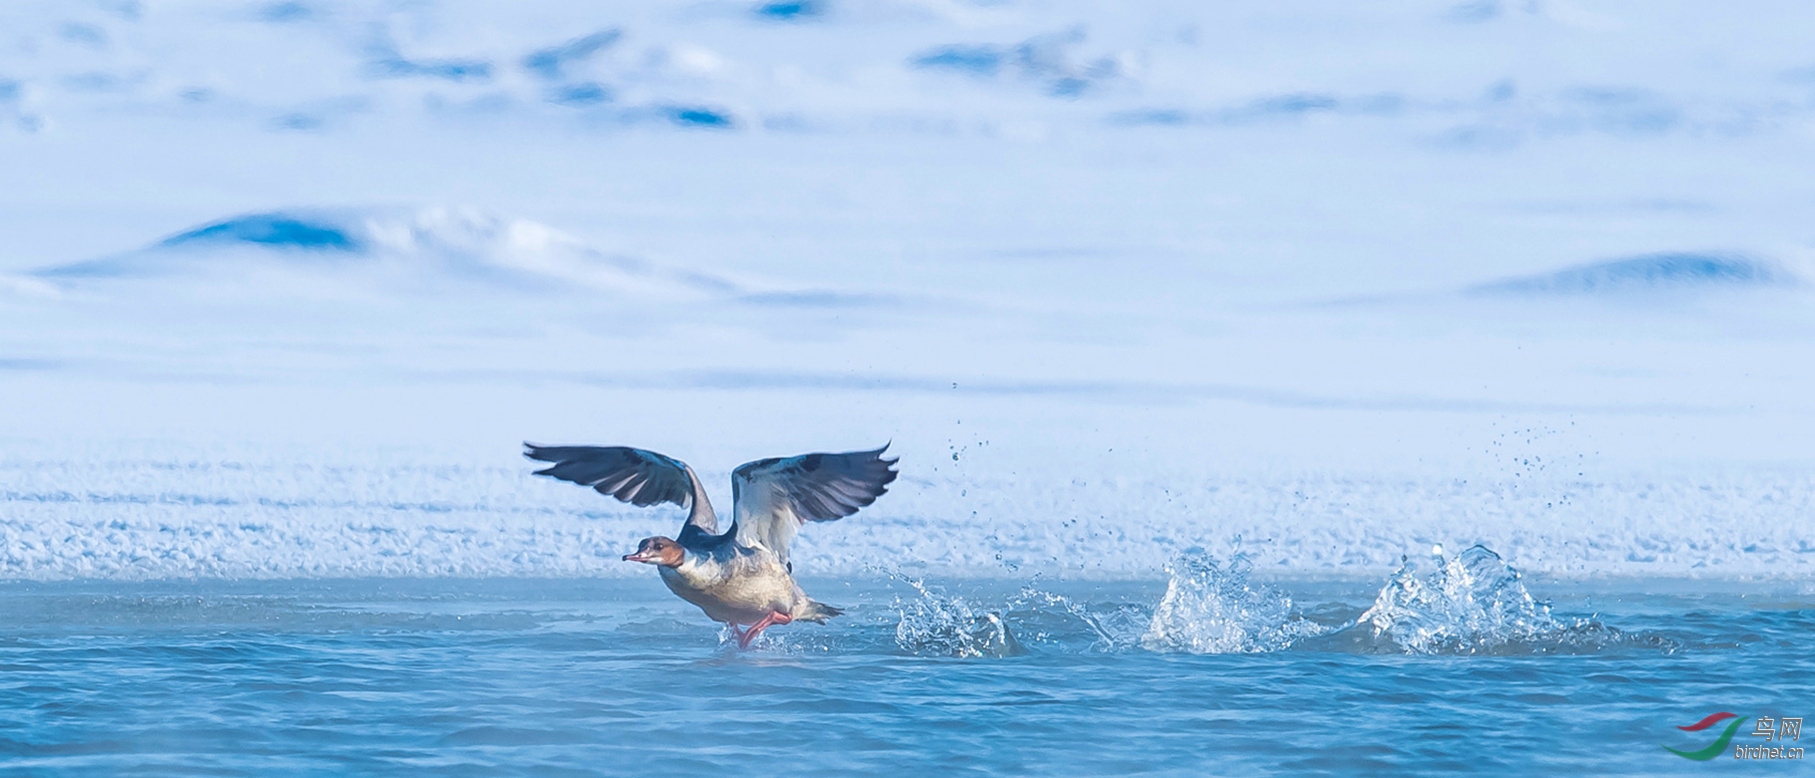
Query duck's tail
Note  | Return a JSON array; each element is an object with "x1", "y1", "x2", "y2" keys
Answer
[{"x1": 797, "y1": 599, "x2": 843, "y2": 623}]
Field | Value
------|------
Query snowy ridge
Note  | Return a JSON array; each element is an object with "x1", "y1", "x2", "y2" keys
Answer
[{"x1": 34, "y1": 207, "x2": 740, "y2": 299}]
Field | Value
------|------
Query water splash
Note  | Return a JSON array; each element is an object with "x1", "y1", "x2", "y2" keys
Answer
[
  {"x1": 1346, "y1": 543, "x2": 1671, "y2": 655},
  {"x1": 1002, "y1": 587, "x2": 1147, "y2": 652},
  {"x1": 889, "y1": 578, "x2": 1149, "y2": 657},
  {"x1": 892, "y1": 578, "x2": 1021, "y2": 658},
  {"x1": 1141, "y1": 548, "x2": 1326, "y2": 654},
  {"x1": 1357, "y1": 544, "x2": 1551, "y2": 653},
  {"x1": 886, "y1": 545, "x2": 1672, "y2": 658}
]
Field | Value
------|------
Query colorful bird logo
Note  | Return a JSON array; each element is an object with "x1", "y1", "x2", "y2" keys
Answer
[{"x1": 1665, "y1": 712, "x2": 1748, "y2": 761}]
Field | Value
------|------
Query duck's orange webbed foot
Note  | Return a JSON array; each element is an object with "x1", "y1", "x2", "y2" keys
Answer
[{"x1": 735, "y1": 611, "x2": 794, "y2": 649}]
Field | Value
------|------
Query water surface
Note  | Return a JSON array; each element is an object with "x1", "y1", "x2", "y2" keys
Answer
[{"x1": 2, "y1": 563, "x2": 1810, "y2": 775}]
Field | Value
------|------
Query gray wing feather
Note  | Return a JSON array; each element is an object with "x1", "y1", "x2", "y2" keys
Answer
[
  {"x1": 732, "y1": 444, "x2": 897, "y2": 567},
  {"x1": 524, "y1": 444, "x2": 719, "y2": 533}
]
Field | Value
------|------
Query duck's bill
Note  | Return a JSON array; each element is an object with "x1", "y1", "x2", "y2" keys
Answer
[{"x1": 622, "y1": 549, "x2": 661, "y2": 563}]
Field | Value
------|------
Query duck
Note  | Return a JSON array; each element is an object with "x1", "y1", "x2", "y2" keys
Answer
[{"x1": 524, "y1": 442, "x2": 898, "y2": 648}]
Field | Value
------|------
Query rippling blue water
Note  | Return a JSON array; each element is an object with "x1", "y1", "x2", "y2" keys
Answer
[{"x1": 1, "y1": 574, "x2": 1810, "y2": 776}]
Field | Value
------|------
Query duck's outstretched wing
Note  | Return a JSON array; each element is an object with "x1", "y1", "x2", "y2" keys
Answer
[
  {"x1": 523, "y1": 444, "x2": 719, "y2": 534},
  {"x1": 731, "y1": 444, "x2": 897, "y2": 569}
]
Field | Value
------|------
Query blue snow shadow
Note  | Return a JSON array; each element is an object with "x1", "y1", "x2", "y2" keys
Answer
[
  {"x1": 160, "y1": 214, "x2": 363, "y2": 253},
  {"x1": 548, "y1": 83, "x2": 613, "y2": 106},
  {"x1": 365, "y1": 36, "x2": 493, "y2": 82},
  {"x1": 1109, "y1": 92, "x2": 1404, "y2": 127},
  {"x1": 912, "y1": 46, "x2": 1002, "y2": 76},
  {"x1": 1445, "y1": 0, "x2": 1504, "y2": 23},
  {"x1": 34, "y1": 213, "x2": 364, "y2": 279},
  {"x1": 662, "y1": 105, "x2": 736, "y2": 129},
  {"x1": 523, "y1": 30, "x2": 620, "y2": 81},
  {"x1": 909, "y1": 30, "x2": 1120, "y2": 99},
  {"x1": 1467, "y1": 253, "x2": 1798, "y2": 296},
  {"x1": 257, "y1": 2, "x2": 315, "y2": 23},
  {"x1": 755, "y1": 1, "x2": 826, "y2": 21}
]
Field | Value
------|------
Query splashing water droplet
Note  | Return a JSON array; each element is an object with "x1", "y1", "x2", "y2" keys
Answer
[
  {"x1": 892, "y1": 579, "x2": 1021, "y2": 658},
  {"x1": 1347, "y1": 544, "x2": 1661, "y2": 655},
  {"x1": 1141, "y1": 548, "x2": 1325, "y2": 654}
]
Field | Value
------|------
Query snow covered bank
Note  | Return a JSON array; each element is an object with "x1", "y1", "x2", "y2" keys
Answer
[{"x1": 3, "y1": 434, "x2": 1811, "y2": 581}]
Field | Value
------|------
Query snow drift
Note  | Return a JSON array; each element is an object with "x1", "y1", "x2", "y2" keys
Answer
[{"x1": 34, "y1": 207, "x2": 740, "y2": 300}]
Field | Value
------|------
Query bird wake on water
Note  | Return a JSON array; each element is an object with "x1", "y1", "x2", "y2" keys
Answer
[{"x1": 524, "y1": 443, "x2": 898, "y2": 648}]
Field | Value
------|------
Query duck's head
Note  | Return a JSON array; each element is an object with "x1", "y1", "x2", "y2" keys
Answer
[{"x1": 622, "y1": 536, "x2": 684, "y2": 567}]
